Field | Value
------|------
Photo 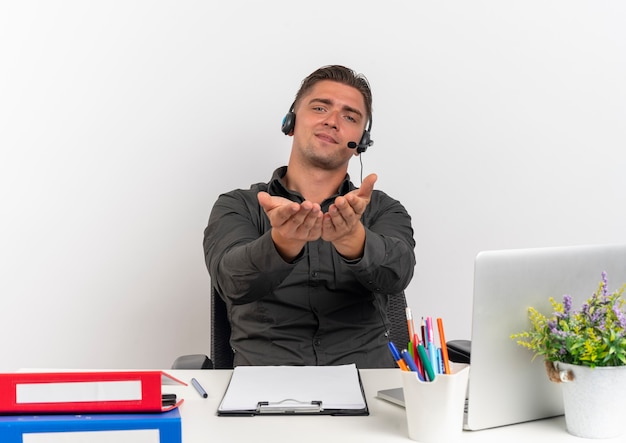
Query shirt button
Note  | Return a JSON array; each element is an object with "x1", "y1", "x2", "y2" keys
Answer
[{"x1": 314, "y1": 340, "x2": 321, "y2": 346}]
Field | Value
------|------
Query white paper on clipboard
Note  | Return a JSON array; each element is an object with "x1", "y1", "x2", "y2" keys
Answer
[{"x1": 218, "y1": 364, "x2": 367, "y2": 414}]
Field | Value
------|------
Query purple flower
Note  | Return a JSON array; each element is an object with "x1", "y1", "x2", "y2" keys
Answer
[
  {"x1": 548, "y1": 319, "x2": 557, "y2": 331},
  {"x1": 613, "y1": 305, "x2": 626, "y2": 329},
  {"x1": 548, "y1": 319, "x2": 568, "y2": 339},
  {"x1": 563, "y1": 295, "x2": 573, "y2": 316},
  {"x1": 602, "y1": 271, "x2": 609, "y2": 297},
  {"x1": 581, "y1": 302, "x2": 589, "y2": 314}
]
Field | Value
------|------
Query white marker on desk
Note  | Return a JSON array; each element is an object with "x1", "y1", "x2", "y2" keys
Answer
[{"x1": 191, "y1": 377, "x2": 208, "y2": 398}]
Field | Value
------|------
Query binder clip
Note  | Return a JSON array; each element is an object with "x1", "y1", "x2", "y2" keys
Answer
[{"x1": 256, "y1": 399, "x2": 323, "y2": 414}]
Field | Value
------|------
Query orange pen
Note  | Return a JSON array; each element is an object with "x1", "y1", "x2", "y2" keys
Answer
[{"x1": 437, "y1": 317, "x2": 451, "y2": 374}]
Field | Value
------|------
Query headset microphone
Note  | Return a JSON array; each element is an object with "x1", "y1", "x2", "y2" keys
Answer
[
  {"x1": 348, "y1": 131, "x2": 374, "y2": 154},
  {"x1": 348, "y1": 116, "x2": 374, "y2": 153}
]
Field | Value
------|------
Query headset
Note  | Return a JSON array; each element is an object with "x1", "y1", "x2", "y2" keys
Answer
[{"x1": 281, "y1": 102, "x2": 374, "y2": 154}]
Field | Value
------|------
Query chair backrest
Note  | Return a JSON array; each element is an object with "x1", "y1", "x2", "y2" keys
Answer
[
  {"x1": 211, "y1": 286, "x2": 234, "y2": 369},
  {"x1": 210, "y1": 287, "x2": 410, "y2": 369},
  {"x1": 385, "y1": 292, "x2": 410, "y2": 349}
]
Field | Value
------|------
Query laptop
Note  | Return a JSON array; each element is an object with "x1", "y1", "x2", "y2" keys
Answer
[{"x1": 377, "y1": 243, "x2": 626, "y2": 430}]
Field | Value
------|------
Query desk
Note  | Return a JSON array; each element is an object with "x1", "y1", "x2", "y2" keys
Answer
[{"x1": 167, "y1": 369, "x2": 623, "y2": 442}]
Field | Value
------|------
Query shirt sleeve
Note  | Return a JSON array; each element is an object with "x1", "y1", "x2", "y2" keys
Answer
[
  {"x1": 203, "y1": 188, "x2": 299, "y2": 305},
  {"x1": 340, "y1": 190, "x2": 416, "y2": 295}
]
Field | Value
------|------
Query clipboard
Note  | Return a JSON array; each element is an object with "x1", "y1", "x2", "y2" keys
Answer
[{"x1": 217, "y1": 364, "x2": 369, "y2": 416}]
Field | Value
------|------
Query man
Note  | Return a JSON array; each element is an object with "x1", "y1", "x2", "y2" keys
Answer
[{"x1": 203, "y1": 65, "x2": 415, "y2": 368}]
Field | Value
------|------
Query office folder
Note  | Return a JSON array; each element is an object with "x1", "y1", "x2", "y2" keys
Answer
[
  {"x1": 0, "y1": 407, "x2": 181, "y2": 443},
  {"x1": 218, "y1": 364, "x2": 369, "y2": 416},
  {"x1": 0, "y1": 371, "x2": 186, "y2": 414}
]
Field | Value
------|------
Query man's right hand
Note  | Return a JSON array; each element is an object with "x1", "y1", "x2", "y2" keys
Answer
[{"x1": 257, "y1": 192, "x2": 323, "y2": 262}]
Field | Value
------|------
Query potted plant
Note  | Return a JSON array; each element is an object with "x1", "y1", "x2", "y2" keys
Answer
[{"x1": 511, "y1": 271, "x2": 626, "y2": 439}]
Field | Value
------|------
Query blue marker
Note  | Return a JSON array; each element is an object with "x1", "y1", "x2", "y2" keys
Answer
[
  {"x1": 388, "y1": 341, "x2": 402, "y2": 361},
  {"x1": 401, "y1": 349, "x2": 424, "y2": 381},
  {"x1": 388, "y1": 341, "x2": 409, "y2": 371}
]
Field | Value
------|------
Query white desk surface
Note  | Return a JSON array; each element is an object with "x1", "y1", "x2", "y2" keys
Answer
[{"x1": 166, "y1": 368, "x2": 623, "y2": 442}]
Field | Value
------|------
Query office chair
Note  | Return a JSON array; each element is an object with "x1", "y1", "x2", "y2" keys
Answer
[
  {"x1": 171, "y1": 353, "x2": 213, "y2": 370},
  {"x1": 172, "y1": 288, "x2": 410, "y2": 370},
  {"x1": 385, "y1": 291, "x2": 410, "y2": 349},
  {"x1": 170, "y1": 286, "x2": 231, "y2": 370},
  {"x1": 210, "y1": 286, "x2": 234, "y2": 369}
]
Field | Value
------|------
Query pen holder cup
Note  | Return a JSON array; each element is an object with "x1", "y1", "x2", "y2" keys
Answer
[{"x1": 401, "y1": 363, "x2": 470, "y2": 443}]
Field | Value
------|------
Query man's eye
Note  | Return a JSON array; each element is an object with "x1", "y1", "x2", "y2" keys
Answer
[
  {"x1": 345, "y1": 115, "x2": 357, "y2": 123},
  {"x1": 313, "y1": 106, "x2": 326, "y2": 112}
]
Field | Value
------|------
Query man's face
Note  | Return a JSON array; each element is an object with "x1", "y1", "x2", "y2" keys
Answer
[{"x1": 291, "y1": 80, "x2": 367, "y2": 171}]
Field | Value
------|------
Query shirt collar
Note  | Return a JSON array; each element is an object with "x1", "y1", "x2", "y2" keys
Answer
[{"x1": 268, "y1": 166, "x2": 355, "y2": 202}]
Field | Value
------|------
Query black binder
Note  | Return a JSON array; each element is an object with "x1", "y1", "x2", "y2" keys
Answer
[{"x1": 217, "y1": 364, "x2": 369, "y2": 416}]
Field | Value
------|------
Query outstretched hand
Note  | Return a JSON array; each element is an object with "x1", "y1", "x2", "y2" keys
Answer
[
  {"x1": 257, "y1": 173, "x2": 377, "y2": 261},
  {"x1": 322, "y1": 173, "x2": 377, "y2": 258},
  {"x1": 257, "y1": 192, "x2": 323, "y2": 261}
]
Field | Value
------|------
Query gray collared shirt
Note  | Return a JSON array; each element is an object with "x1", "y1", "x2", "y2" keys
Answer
[{"x1": 203, "y1": 167, "x2": 416, "y2": 368}]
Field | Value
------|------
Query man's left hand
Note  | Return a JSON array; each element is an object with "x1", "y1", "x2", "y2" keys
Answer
[{"x1": 322, "y1": 173, "x2": 377, "y2": 259}]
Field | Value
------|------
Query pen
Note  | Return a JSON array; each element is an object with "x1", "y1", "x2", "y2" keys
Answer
[
  {"x1": 412, "y1": 334, "x2": 425, "y2": 380},
  {"x1": 417, "y1": 343, "x2": 436, "y2": 382},
  {"x1": 401, "y1": 349, "x2": 424, "y2": 381},
  {"x1": 436, "y1": 348, "x2": 445, "y2": 374},
  {"x1": 426, "y1": 317, "x2": 434, "y2": 346},
  {"x1": 437, "y1": 317, "x2": 451, "y2": 374},
  {"x1": 191, "y1": 377, "x2": 208, "y2": 398},
  {"x1": 426, "y1": 317, "x2": 438, "y2": 374},
  {"x1": 388, "y1": 341, "x2": 408, "y2": 371}
]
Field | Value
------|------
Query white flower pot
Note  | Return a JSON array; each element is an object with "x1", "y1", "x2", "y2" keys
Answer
[{"x1": 556, "y1": 362, "x2": 626, "y2": 439}]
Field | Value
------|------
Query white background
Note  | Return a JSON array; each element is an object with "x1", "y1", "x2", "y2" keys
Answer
[{"x1": 1, "y1": 1, "x2": 624, "y2": 370}]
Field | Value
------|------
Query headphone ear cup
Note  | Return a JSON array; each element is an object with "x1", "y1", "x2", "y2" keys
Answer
[
  {"x1": 357, "y1": 130, "x2": 371, "y2": 153},
  {"x1": 281, "y1": 112, "x2": 296, "y2": 135}
]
